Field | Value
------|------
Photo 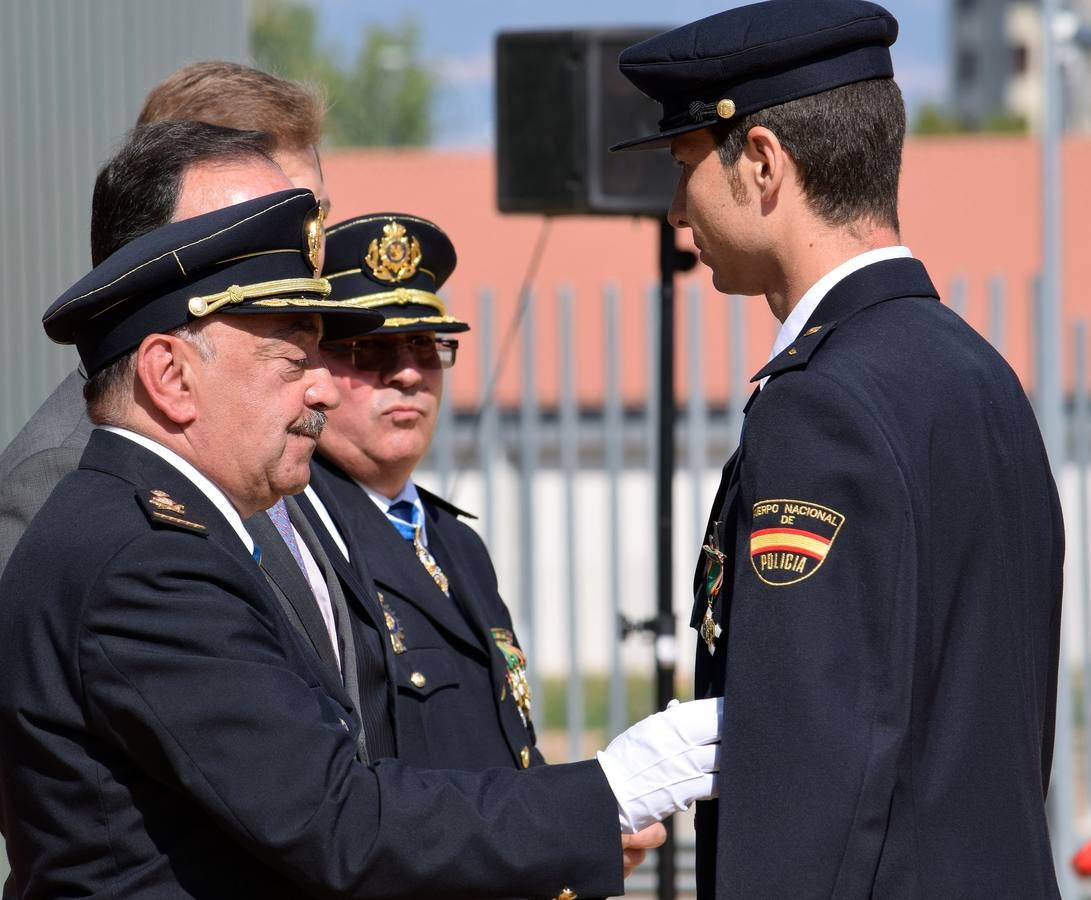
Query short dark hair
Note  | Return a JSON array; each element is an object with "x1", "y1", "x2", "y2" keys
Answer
[
  {"x1": 137, "y1": 61, "x2": 325, "y2": 152},
  {"x1": 89, "y1": 121, "x2": 275, "y2": 265},
  {"x1": 714, "y1": 78, "x2": 905, "y2": 232}
]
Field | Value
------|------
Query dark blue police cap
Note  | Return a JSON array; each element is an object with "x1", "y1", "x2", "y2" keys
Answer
[
  {"x1": 322, "y1": 213, "x2": 468, "y2": 336},
  {"x1": 612, "y1": 0, "x2": 898, "y2": 151},
  {"x1": 43, "y1": 189, "x2": 384, "y2": 375}
]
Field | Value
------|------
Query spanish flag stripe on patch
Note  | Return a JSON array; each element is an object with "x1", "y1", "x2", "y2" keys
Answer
[{"x1": 750, "y1": 529, "x2": 831, "y2": 560}]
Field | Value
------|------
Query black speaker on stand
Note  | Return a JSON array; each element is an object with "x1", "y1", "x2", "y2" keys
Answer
[
  {"x1": 496, "y1": 28, "x2": 677, "y2": 216},
  {"x1": 496, "y1": 28, "x2": 697, "y2": 900}
]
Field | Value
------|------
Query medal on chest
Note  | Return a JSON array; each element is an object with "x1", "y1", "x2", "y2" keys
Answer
[
  {"x1": 700, "y1": 537, "x2": 725, "y2": 655},
  {"x1": 491, "y1": 627, "x2": 532, "y2": 727}
]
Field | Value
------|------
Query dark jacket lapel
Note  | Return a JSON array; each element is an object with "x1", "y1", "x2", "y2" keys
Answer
[
  {"x1": 352, "y1": 493, "x2": 484, "y2": 651},
  {"x1": 422, "y1": 507, "x2": 492, "y2": 658},
  {"x1": 309, "y1": 456, "x2": 483, "y2": 654}
]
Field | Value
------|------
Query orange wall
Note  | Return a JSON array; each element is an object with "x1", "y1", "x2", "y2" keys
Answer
[{"x1": 323, "y1": 137, "x2": 1091, "y2": 410}]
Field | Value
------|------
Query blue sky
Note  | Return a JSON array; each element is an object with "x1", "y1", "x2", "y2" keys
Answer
[{"x1": 313, "y1": 0, "x2": 948, "y2": 147}]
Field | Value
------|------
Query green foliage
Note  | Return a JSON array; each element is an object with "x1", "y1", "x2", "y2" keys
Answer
[
  {"x1": 912, "y1": 102, "x2": 1029, "y2": 137},
  {"x1": 328, "y1": 20, "x2": 434, "y2": 147},
  {"x1": 249, "y1": 0, "x2": 434, "y2": 147},
  {"x1": 911, "y1": 103, "x2": 962, "y2": 136},
  {"x1": 982, "y1": 112, "x2": 1028, "y2": 135}
]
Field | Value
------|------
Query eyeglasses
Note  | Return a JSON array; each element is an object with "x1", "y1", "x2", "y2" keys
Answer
[{"x1": 323, "y1": 334, "x2": 458, "y2": 371}]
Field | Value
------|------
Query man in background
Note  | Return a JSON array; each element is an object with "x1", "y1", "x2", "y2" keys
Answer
[
  {"x1": 304, "y1": 212, "x2": 541, "y2": 771},
  {"x1": 0, "y1": 62, "x2": 330, "y2": 571}
]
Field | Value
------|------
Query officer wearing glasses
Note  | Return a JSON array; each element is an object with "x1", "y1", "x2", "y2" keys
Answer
[{"x1": 301, "y1": 213, "x2": 543, "y2": 773}]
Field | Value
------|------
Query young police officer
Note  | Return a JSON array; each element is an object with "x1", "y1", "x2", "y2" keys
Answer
[{"x1": 616, "y1": 2, "x2": 1062, "y2": 896}]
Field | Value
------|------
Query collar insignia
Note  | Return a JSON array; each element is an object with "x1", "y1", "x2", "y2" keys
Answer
[
  {"x1": 148, "y1": 489, "x2": 185, "y2": 515},
  {"x1": 145, "y1": 489, "x2": 207, "y2": 532},
  {"x1": 364, "y1": 220, "x2": 421, "y2": 283}
]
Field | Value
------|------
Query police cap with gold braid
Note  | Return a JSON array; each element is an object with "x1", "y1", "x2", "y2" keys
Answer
[
  {"x1": 43, "y1": 189, "x2": 384, "y2": 375},
  {"x1": 612, "y1": 0, "x2": 898, "y2": 151},
  {"x1": 322, "y1": 213, "x2": 468, "y2": 335}
]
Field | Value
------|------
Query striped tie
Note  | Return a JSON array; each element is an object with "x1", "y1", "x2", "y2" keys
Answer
[{"x1": 266, "y1": 497, "x2": 307, "y2": 574}]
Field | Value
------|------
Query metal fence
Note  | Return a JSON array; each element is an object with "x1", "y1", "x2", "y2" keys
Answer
[{"x1": 414, "y1": 273, "x2": 1091, "y2": 898}]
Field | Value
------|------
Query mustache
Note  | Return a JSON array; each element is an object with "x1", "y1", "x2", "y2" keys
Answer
[{"x1": 288, "y1": 409, "x2": 327, "y2": 439}]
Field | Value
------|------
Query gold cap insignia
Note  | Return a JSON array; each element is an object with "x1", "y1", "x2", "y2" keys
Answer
[
  {"x1": 148, "y1": 489, "x2": 185, "y2": 515},
  {"x1": 364, "y1": 220, "x2": 422, "y2": 284},
  {"x1": 304, "y1": 206, "x2": 326, "y2": 277},
  {"x1": 716, "y1": 98, "x2": 736, "y2": 120}
]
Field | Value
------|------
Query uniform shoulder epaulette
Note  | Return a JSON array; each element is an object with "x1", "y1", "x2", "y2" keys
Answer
[
  {"x1": 136, "y1": 488, "x2": 209, "y2": 535},
  {"x1": 416, "y1": 486, "x2": 477, "y2": 520}
]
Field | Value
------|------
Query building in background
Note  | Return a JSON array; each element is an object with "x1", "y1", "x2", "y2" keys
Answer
[{"x1": 951, "y1": 0, "x2": 1091, "y2": 131}]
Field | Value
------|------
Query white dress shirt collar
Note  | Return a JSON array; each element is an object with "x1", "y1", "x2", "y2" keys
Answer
[{"x1": 359, "y1": 479, "x2": 428, "y2": 546}]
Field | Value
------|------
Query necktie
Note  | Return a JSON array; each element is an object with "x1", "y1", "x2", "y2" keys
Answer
[
  {"x1": 266, "y1": 497, "x2": 307, "y2": 574},
  {"x1": 387, "y1": 500, "x2": 449, "y2": 595}
]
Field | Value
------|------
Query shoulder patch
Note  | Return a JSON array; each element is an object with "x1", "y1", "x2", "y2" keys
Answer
[
  {"x1": 749, "y1": 499, "x2": 844, "y2": 586},
  {"x1": 139, "y1": 488, "x2": 208, "y2": 534}
]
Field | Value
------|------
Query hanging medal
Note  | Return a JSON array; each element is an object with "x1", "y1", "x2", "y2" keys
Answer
[
  {"x1": 700, "y1": 537, "x2": 725, "y2": 655},
  {"x1": 491, "y1": 627, "x2": 532, "y2": 727}
]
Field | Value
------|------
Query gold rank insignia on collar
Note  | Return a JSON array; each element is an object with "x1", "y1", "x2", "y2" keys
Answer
[
  {"x1": 364, "y1": 220, "x2": 422, "y2": 283},
  {"x1": 144, "y1": 490, "x2": 207, "y2": 532}
]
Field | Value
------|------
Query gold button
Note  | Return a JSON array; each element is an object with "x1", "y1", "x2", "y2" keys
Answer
[
  {"x1": 500, "y1": 683, "x2": 507, "y2": 701},
  {"x1": 716, "y1": 98, "x2": 736, "y2": 120},
  {"x1": 520, "y1": 746, "x2": 531, "y2": 768},
  {"x1": 410, "y1": 672, "x2": 426, "y2": 688},
  {"x1": 787, "y1": 347, "x2": 798, "y2": 356},
  {"x1": 555, "y1": 889, "x2": 578, "y2": 900}
]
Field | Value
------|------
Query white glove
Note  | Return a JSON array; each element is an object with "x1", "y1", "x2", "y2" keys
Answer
[{"x1": 596, "y1": 696, "x2": 722, "y2": 833}]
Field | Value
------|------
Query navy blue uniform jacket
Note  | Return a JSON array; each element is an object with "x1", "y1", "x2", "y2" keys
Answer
[
  {"x1": 304, "y1": 456, "x2": 542, "y2": 772},
  {"x1": 691, "y1": 259, "x2": 1063, "y2": 898},
  {"x1": 0, "y1": 430, "x2": 621, "y2": 899}
]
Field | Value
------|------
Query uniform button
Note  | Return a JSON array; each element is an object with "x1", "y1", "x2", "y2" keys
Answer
[
  {"x1": 520, "y1": 746, "x2": 531, "y2": 768},
  {"x1": 410, "y1": 671, "x2": 426, "y2": 688},
  {"x1": 554, "y1": 889, "x2": 577, "y2": 900},
  {"x1": 500, "y1": 683, "x2": 507, "y2": 701},
  {"x1": 787, "y1": 346, "x2": 798, "y2": 356}
]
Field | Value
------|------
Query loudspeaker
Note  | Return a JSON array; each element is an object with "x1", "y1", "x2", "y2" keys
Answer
[{"x1": 496, "y1": 28, "x2": 677, "y2": 217}]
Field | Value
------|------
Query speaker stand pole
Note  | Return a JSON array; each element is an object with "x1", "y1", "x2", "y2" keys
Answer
[{"x1": 655, "y1": 218, "x2": 681, "y2": 900}]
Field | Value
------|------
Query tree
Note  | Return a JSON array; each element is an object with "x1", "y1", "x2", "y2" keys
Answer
[
  {"x1": 327, "y1": 20, "x2": 434, "y2": 147},
  {"x1": 249, "y1": 0, "x2": 434, "y2": 147}
]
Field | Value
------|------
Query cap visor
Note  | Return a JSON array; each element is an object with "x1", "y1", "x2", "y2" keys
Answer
[{"x1": 610, "y1": 119, "x2": 714, "y2": 152}]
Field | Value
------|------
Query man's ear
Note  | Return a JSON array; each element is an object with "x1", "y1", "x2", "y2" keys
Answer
[
  {"x1": 134, "y1": 333, "x2": 201, "y2": 426},
  {"x1": 743, "y1": 126, "x2": 789, "y2": 206}
]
